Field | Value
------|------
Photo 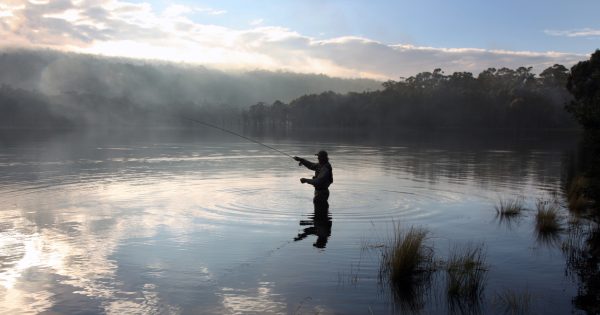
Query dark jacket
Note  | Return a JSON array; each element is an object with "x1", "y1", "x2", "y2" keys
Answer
[{"x1": 299, "y1": 159, "x2": 333, "y2": 190}]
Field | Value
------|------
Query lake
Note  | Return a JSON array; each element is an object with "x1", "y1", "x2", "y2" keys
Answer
[{"x1": 0, "y1": 130, "x2": 589, "y2": 314}]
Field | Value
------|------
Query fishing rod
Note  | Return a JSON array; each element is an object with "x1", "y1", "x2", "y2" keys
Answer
[{"x1": 182, "y1": 117, "x2": 295, "y2": 159}]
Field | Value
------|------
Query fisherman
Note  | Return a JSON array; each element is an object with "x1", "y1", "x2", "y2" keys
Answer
[{"x1": 294, "y1": 150, "x2": 333, "y2": 207}]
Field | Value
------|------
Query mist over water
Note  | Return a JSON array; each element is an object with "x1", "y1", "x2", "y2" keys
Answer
[
  {"x1": 0, "y1": 49, "x2": 381, "y2": 130},
  {"x1": 0, "y1": 131, "x2": 584, "y2": 314}
]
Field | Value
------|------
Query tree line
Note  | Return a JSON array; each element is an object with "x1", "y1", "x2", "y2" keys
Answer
[
  {"x1": 243, "y1": 65, "x2": 576, "y2": 130},
  {"x1": 2, "y1": 49, "x2": 600, "y2": 132},
  {"x1": 0, "y1": 49, "x2": 378, "y2": 131}
]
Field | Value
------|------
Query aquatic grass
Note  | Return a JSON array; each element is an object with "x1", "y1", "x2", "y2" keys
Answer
[
  {"x1": 495, "y1": 196, "x2": 525, "y2": 217},
  {"x1": 337, "y1": 263, "x2": 361, "y2": 286},
  {"x1": 381, "y1": 226, "x2": 434, "y2": 283},
  {"x1": 379, "y1": 225, "x2": 435, "y2": 313},
  {"x1": 445, "y1": 243, "x2": 487, "y2": 300},
  {"x1": 535, "y1": 199, "x2": 562, "y2": 233},
  {"x1": 534, "y1": 198, "x2": 563, "y2": 246},
  {"x1": 493, "y1": 288, "x2": 532, "y2": 315},
  {"x1": 494, "y1": 196, "x2": 526, "y2": 228},
  {"x1": 293, "y1": 296, "x2": 313, "y2": 315}
]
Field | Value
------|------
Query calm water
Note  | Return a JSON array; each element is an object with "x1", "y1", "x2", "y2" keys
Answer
[{"x1": 0, "y1": 131, "x2": 585, "y2": 314}]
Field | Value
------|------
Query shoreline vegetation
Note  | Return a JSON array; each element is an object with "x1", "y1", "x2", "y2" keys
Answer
[
  {"x1": 377, "y1": 190, "x2": 593, "y2": 313},
  {"x1": 0, "y1": 49, "x2": 580, "y2": 132}
]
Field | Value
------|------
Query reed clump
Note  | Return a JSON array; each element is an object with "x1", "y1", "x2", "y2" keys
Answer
[
  {"x1": 381, "y1": 226, "x2": 434, "y2": 283},
  {"x1": 535, "y1": 199, "x2": 561, "y2": 234},
  {"x1": 446, "y1": 243, "x2": 487, "y2": 300},
  {"x1": 493, "y1": 289, "x2": 532, "y2": 315},
  {"x1": 495, "y1": 196, "x2": 525, "y2": 217},
  {"x1": 380, "y1": 225, "x2": 434, "y2": 313}
]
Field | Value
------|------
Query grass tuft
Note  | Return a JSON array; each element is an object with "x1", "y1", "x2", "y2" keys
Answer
[
  {"x1": 535, "y1": 199, "x2": 561, "y2": 234},
  {"x1": 381, "y1": 226, "x2": 433, "y2": 283},
  {"x1": 380, "y1": 225, "x2": 434, "y2": 313},
  {"x1": 495, "y1": 196, "x2": 525, "y2": 217},
  {"x1": 446, "y1": 243, "x2": 487, "y2": 300},
  {"x1": 493, "y1": 288, "x2": 532, "y2": 315}
]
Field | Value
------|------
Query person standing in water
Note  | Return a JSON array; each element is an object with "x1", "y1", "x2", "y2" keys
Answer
[{"x1": 294, "y1": 150, "x2": 333, "y2": 207}]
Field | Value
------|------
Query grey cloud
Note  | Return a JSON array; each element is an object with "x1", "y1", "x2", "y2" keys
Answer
[
  {"x1": 29, "y1": 0, "x2": 75, "y2": 13},
  {"x1": 251, "y1": 34, "x2": 584, "y2": 78},
  {"x1": 545, "y1": 28, "x2": 600, "y2": 37},
  {"x1": 1, "y1": 1, "x2": 587, "y2": 79},
  {"x1": 8, "y1": 1, "x2": 103, "y2": 46},
  {"x1": 83, "y1": 6, "x2": 110, "y2": 21},
  {"x1": 5, "y1": 0, "x2": 170, "y2": 47}
]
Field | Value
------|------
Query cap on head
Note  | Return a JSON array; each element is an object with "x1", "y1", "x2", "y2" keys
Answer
[{"x1": 315, "y1": 150, "x2": 328, "y2": 158}]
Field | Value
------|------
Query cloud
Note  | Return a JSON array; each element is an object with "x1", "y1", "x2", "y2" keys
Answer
[
  {"x1": 249, "y1": 18, "x2": 264, "y2": 26},
  {"x1": 196, "y1": 7, "x2": 226, "y2": 15},
  {"x1": 544, "y1": 28, "x2": 600, "y2": 37},
  {"x1": 0, "y1": 0, "x2": 586, "y2": 79}
]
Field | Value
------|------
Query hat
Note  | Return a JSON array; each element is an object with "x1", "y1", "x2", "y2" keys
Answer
[{"x1": 315, "y1": 150, "x2": 328, "y2": 158}]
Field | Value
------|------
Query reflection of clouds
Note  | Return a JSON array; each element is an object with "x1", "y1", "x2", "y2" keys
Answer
[
  {"x1": 0, "y1": 180, "x2": 218, "y2": 314},
  {"x1": 220, "y1": 282, "x2": 287, "y2": 315},
  {"x1": 1, "y1": 150, "x2": 292, "y2": 313},
  {"x1": 105, "y1": 284, "x2": 180, "y2": 315},
  {"x1": 2, "y1": 274, "x2": 54, "y2": 315},
  {"x1": 220, "y1": 283, "x2": 336, "y2": 315},
  {"x1": 0, "y1": 213, "x2": 56, "y2": 314},
  {"x1": 0, "y1": 206, "x2": 124, "y2": 313}
]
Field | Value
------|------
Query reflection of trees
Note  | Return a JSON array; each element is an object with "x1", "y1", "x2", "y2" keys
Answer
[
  {"x1": 561, "y1": 131, "x2": 600, "y2": 314},
  {"x1": 374, "y1": 133, "x2": 575, "y2": 187},
  {"x1": 563, "y1": 221, "x2": 600, "y2": 314}
]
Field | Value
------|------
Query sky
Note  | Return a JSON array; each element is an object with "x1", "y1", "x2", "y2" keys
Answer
[{"x1": 1, "y1": 0, "x2": 599, "y2": 80}]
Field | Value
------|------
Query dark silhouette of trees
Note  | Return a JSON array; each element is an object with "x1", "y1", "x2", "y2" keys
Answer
[
  {"x1": 243, "y1": 65, "x2": 577, "y2": 131},
  {"x1": 0, "y1": 49, "x2": 589, "y2": 132},
  {"x1": 566, "y1": 50, "x2": 600, "y2": 130},
  {"x1": 540, "y1": 64, "x2": 569, "y2": 87}
]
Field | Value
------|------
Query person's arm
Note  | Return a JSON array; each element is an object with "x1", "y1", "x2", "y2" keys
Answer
[
  {"x1": 305, "y1": 165, "x2": 330, "y2": 187},
  {"x1": 294, "y1": 156, "x2": 318, "y2": 170}
]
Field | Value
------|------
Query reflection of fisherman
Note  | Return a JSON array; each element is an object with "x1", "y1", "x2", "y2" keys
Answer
[
  {"x1": 294, "y1": 206, "x2": 332, "y2": 248},
  {"x1": 294, "y1": 150, "x2": 333, "y2": 206}
]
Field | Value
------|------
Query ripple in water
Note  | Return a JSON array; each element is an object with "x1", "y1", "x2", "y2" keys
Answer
[{"x1": 0, "y1": 136, "x2": 578, "y2": 314}]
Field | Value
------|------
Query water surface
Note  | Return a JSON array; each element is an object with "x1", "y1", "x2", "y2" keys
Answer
[{"x1": 0, "y1": 131, "x2": 584, "y2": 314}]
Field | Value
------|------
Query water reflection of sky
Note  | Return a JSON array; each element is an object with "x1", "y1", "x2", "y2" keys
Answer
[{"x1": 0, "y1": 133, "x2": 579, "y2": 314}]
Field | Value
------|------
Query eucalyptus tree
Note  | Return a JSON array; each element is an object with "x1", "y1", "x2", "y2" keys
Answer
[{"x1": 567, "y1": 50, "x2": 600, "y2": 129}]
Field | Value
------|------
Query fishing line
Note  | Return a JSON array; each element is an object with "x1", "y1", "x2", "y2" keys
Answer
[{"x1": 182, "y1": 117, "x2": 295, "y2": 159}]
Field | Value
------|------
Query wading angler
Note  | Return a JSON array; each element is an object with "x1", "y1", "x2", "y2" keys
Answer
[{"x1": 294, "y1": 151, "x2": 334, "y2": 207}]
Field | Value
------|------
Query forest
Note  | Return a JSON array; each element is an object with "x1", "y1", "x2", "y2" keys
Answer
[
  {"x1": 0, "y1": 49, "x2": 584, "y2": 131},
  {"x1": 243, "y1": 65, "x2": 576, "y2": 131},
  {"x1": 0, "y1": 49, "x2": 379, "y2": 130}
]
